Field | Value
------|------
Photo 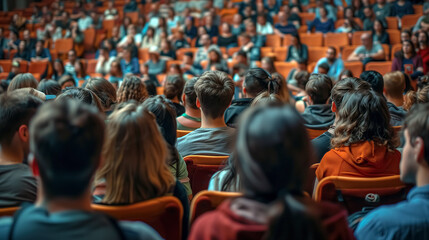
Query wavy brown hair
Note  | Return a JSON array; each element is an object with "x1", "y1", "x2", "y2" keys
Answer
[
  {"x1": 117, "y1": 75, "x2": 148, "y2": 103},
  {"x1": 403, "y1": 85, "x2": 429, "y2": 111},
  {"x1": 331, "y1": 90, "x2": 395, "y2": 150},
  {"x1": 95, "y1": 102, "x2": 175, "y2": 204}
]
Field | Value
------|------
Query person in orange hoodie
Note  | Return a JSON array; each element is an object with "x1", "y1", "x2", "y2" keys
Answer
[{"x1": 316, "y1": 89, "x2": 401, "y2": 180}]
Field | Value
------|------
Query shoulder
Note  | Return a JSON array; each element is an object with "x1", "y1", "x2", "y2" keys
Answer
[
  {"x1": 0, "y1": 217, "x2": 12, "y2": 239},
  {"x1": 119, "y1": 221, "x2": 163, "y2": 240}
]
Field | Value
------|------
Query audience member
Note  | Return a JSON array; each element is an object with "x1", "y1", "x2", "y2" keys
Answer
[
  {"x1": 30, "y1": 40, "x2": 51, "y2": 62},
  {"x1": 84, "y1": 78, "x2": 117, "y2": 114},
  {"x1": 392, "y1": 40, "x2": 424, "y2": 75},
  {"x1": 372, "y1": 19, "x2": 390, "y2": 45},
  {"x1": 363, "y1": 7, "x2": 376, "y2": 31},
  {"x1": 274, "y1": 11, "x2": 297, "y2": 36},
  {"x1": 0, "y1": 92, "x2": 42, "y2": 207},
  {"x1": 218, "y1": 23, "x2": 238, "y2": 48},
  {"x1": 177, "y1": 77, "x2": 201, "y2": 131},
  {"x1": 140, "y1": 27, "x2": 160, "y2": 49},
  {"x1": 286, "y1": 34, "x2": 308, "y2": 64},
  {"x1": 163, "y1": 75, "x2": 186, "y2": 117},
  {"x1": 116, "y1": 75, "x2": 148, "y2": 103},
  {"x1": 205, "y1": 46, "x2": 228, "y2": 71},
  {"x1": 347, "y1": 33, "x2": 385, "y2": 65},
  {"x1": 56, "y1": 88, "x2": 103, "y2": 112},
  {"x1": 177, "y1": 71, "x2": 235, "y2": 157},
  {"x1": 391, "y1": 0, "x2": 414, "y2": 18},
  {"x1": 7, "y1": 73, "x2": 38, "y2": 92},
  {"x1": 383, "y1": 71, "x2": 407, "y2": 126},
  {"x1": 58, "y1": 75, "x2": 76, "y2": 90},
  {"x1": 313, "y1": 47, "x2": 344, "y2": 80},
  {"x1": 6, "y1": 61, "x2": 21, "y2": 82},
  {"x1": 301, "y1": 74, "x2": 335, "y2": 130},
  {"x1": 355, "y1": 103, "x2": 429, "y2": 239},
  {"x1": 120, "y1": 46, "x2": 140, "y2": 75},
  {"x1": 96, "y1": 47, "x2": 115, "y2": 76},
  {"x1": 52, "y1": 59, "x2": 65, "y2": 81},
  {"x1": 194, "y1": 34, "x2": 211, "y2": 65},
  {"x1": 417, "y1": 31, "x2": 429, "y2": 74},
  {"x1": 373, "y1": 0, "x2": 392, "y2": 20},
  {"x1": 308, "y1": 7, "x2": 335, "y2": 33},
  {"x1": 404, "y1": 85, "x2": 429, "y2": 111},
  {"x1": 65, "y1": 49, "x2": 78, "y2": 76},
  {"x1": 256, "y1": 14, "x2": 274, "y2": 35},
  {"x1": 37, "y1": 79, "x2": 61, "y2": 97}
]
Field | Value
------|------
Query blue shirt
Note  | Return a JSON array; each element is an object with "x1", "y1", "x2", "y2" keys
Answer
[
  {"x1": 274, "y1": 23, "x2": 297, "y2": 35},
  {"x1": 120, "y1": 58, "x2": 140, "y2": 75},
  {"x1": 355, "y1": 184, "x2": 429, "y2": 240},
  {"x1": 313, "y1": 57, "x2": 344, "y2": 79},
  {"x1": 308, "y1": 18, "x2": 335, "y2": 33}
]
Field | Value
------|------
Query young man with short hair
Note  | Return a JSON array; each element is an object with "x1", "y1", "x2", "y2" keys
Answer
[
  {"x1": 383, "y1": 71, "x2": 407, "y2": 126},
  {"x1": 177, "y1": 71, "x2": 235, "y2": 157},
  {"x1": 0, "y1": 92, "x2": 42, "y2": 207},
  {"x1": 301, "y1": 74, "x2": 335, "y2": 129},
  {"x1": 313, "y1": 46, "x2": 344, "y2": 80},
  {"x1": 0, "y1": 100, "x2": 161, "y2": 240},
  {"x1": 355, "y1": 103, "x2": 429, "y2": 239}
]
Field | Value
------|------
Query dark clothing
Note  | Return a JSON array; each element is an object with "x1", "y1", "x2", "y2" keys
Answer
[
  {"x1": 217, "y1": 35, "x2": 238, "y2": 48},
  {"x1": 312, "y1": 131, "x2": 333, "y2": 162},
  {"x1": 392, "y1": 1, "x2": 414, "y2": 18},
  {"x1": 174, "y1": 39, "x2": 189, "y2": 50},
  {"x1": 286, "y1": 44, "x2": 309, "y2": 63},
  {"x1": 204, "y1": 25, "x2": 219, "y2": 38},
  {"x1": 274, "y1": 23, "x2": 297, "y2": 35},
  {"x1": 160, "y1": 50, "x2": 176, "y2": 59},
  {"x1": 184, "y1": 26, "x2": 198, "y2": 39},
  {"x1": 373, "y1": 31, "x2": 390, "y2": 45},
  {"x1": 224, "y1": 98, "x2": 253, "y2": 128},
  {"x1": 14, "y1": 50, "x2": 30, "y2": 61},
  {"x1": 0, "y1": 204, "x2": 162, "y2": 240},
  {"x1": 308, "y1": 18, "x2": 335, "y2": 33},
  {"x1": 172, "y1": 102, "x2": 185, "y2": 117},
  {"x1": 387, "y1": 101, "x2": 407, "y2": 127},
  {"x1": 123, "y1": 1, "x2": 138, "y2": 12},
  {"x1": 301, "y1": 104, "x2": 335, "y2": 130},
  {"x1": 0, "y1": 164, "x2": 37, "y2": 207}
]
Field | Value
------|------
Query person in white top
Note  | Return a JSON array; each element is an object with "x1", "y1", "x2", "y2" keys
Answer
[
  {"x1": 256, "y1": 14, "x2": 274, "y2": 35},
  {"x1": 96, "y1": 47, "x2": 115, "y2": 76}
]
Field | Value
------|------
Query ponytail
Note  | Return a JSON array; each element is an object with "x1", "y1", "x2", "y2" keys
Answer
[{"x1": 404, "y1": 85, "x2": 429, "y2": 111}]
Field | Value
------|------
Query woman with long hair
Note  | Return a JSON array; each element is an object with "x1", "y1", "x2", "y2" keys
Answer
[
  {"x1": 372, "y1": 19, "x2": 389, "y2": 45},
  {"x1": 316, "y1": 90, "x2": 401, "y2": 180},
  {"x1": 286, "y1": 33, "x2": 308, "y2": 64},
  {"x1": 190, "y1": 106, "x2": 354, "y2": 240},
  {"x1": 392, "y1": 40, "x2": 424, "y2": 75},
  {"x1": 116, "y1": 75, "x2": 148, "y2": 103}
]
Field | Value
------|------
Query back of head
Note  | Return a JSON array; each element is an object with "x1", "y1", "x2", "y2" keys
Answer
[
  {"x1": 56, "y1": 88, "x2": 103, "y2": 112},
  {"x1": 183, "y1": 77, "x2": 199, "y2": 109},
  {"x1": 404, "y1": 85, "x2": 429, "y2": 111},
  {"x1": 332, "y1": 90, "x2": 394, "y2": 149},
  {"x1": 360, "y1": 71, "x2": 384, "y2": 94},
  {"x1": 236, "y1": 106, "x2": 313, "y2": 202},
  {"x1": 404, "y1": 103, "x2": 429, "y2": 168},
  {"x1": 194, "y1": 70, "x2": 234, "y2": 119},
  {"x1": 243, "y1": 68, "x2": 272, "y2": 97},
  {"x1": 331, "y1": 77, "x2": 371, "y2": 111},
  {"x1": 383, "y1": 71, "x2": 405, "y2": 99},
  {"x1": 37, "y1": 79, "x2": 61, "y2": 96},
  {"x1": 305, "y1": 74, "x2": 333, "y2": 105},
  {"x1": 117, "y1": 75, "x2": 148, "y2": 103},
  {"x1": 164, "y1": 75, "x2": 185, "y2": 101},
  {"x1": 97, "y1": 102, "x2": 174, "y2": 204},
  {"x1": 8, "y1": 73, "x2": 38, "y2": 92},
  {"x1": 296, "y1": 71, "x2": 310, "y2": 90},
  {"x1": 30, "y1": 99, "x2": 104, "y2": 198},
  {"x1": 251, "y1": 92, "x2": 284, "y2": 107},
  {"x1": 84, "y1": 78, "x2": 117, "y2": 111},
  {"x1": 58, "y1": 75, "x2": 76, "y2": 89},
  {"x1": 0, "y1": 92, "x2": 43, "y2": 146}
]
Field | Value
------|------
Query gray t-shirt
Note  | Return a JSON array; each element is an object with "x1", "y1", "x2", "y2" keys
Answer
[
  {"x1": 353, "y1": 43, "x2": 383, "y2": 57},
  {"x1": 0, "y1": 205, "x2": 162, "y2": 240},
  {"x1": 177, "y1": 127, "x2": 236, "y2": 157},
  {"x1": 0, "y1": 164, "x2": 37, "y2": 207}
]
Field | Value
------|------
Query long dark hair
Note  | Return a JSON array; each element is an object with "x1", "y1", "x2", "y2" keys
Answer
[{"x1": 395, "y1": 40, "x2": 417, "y2": 59}]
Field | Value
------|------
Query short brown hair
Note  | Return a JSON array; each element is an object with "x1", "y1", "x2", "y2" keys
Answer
[
  {"x1": 183, "y1": 77, "x2": 199, "y2": 109},
  {"x1": 194, "y1": 71, "x2": 234, "y2": 119},
  {"x1": 383, "y1": 71, "x2": 405, "y2": 99},
  {"x1": 331, "y1": 77, "x2": 371, "y2": 110},
  {"x1": 117, "y1": 75, "x2": 148, "y2": 103},
  {"x1": 85, "y1": 78, "x2": 117, "y2": 111},
  {"x1": 7, "y1": 73, "x2": 38, "y2": 92},
  {"x1": 404, "y1": 103, "x2": 429, "y2": 165},
  {"x1": 305, "y1": 74, "x2": 333, "y2": 104}
]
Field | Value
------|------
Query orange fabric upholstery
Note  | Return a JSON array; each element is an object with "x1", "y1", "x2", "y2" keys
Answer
[
  {"x1": 299, "y1": 33, "x2": 323, "y2": 47},
  {"x1": 313, "y1": 175, "x2": 410, "y2": 214},
  {"x1": 343, "y1": 61, "x2": 363, "y2": 77},
  {"x1": 391, "y1": 43, "x2": 402, "y2": 60},
  {"x1": 342, "y1": 45, "x2": 358, "y2": 61},
  {"x1": 324, "y1": 33, "x2": 349, "y2": 48},
  {"x1": 273, "y1": 47, "x2": 288, "y2": 61},
  {"x1": 83, "y1": 28, "x2": 96, "y2": 51},
  {"x1": 273, "y1": 61, "x2": 297, "y2": 78},
  {"x1": 351, "y1": 31, "x2": 371, "y2": 46},
  {"x1": 385, "y1": 17, "x2": 399, "y2": 29},
  {"x1": 176, "y1": 48, "x2": 198, "y2": 61},
  {"x1": 306, "y1": 128, "x2": 327, "y2": 140},
  {"x1": 190, "y1": 190, "x2": 242, "y2": 225},
  {"x1": 92, "y1": 196, "x2": 183, "y2": 240},
  {"x1": 265, "y1": 34, "x2": 282, "y2": 48},
  {"x1": 308, "y1": 47, "x2": 327, "y2": 64},
  {"x1": 365, "y1": 61, "x2": 393, "y2": 75},
  {"x1": 0, "y1": 59, "x2": 12, "y2": 73},
  {"x1": 184, "y1": 155, "x2": 229, "y2": 195},
  {"x1": 54, "y1": 38, "x2": 74, "y2": 55},
  {"x1": 0, "y1": 206, "x2": 19, "y2": 217},
  {"x1": 177, "y1": 130, "x2": 192, "y2": 138},
  {"x1": 386, "y1": 29, "x2": 401, "y2": 45},
  {"x1": 401, "y1": 14, "x2": 421, "y2": 30},
  {"x1": 86, "y1": 59, "x2": 98, "y2": 74},
  {"x1": 28, "y1": 60, "x2": 49, "y2": 76}
]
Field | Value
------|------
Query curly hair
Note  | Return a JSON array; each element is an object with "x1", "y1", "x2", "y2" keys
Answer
[
  {"x1": 331, "y1": 90, "x2": 395, "y2": 150},
  {"x1": 403, "y1": 85, "x2": 429, "y2": 111},
  {"x1": 117, "y1": 75, "x2": 148, "y2": 103}
]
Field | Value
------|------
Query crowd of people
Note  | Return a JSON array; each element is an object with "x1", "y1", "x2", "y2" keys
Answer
[{"x1": 0, "y1": 0, "x2": 429, "y2": 239}]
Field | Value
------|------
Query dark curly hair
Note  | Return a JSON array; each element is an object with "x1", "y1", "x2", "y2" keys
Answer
[{"x1": 117, "y1": 75, "x2": 148, "y2": 103}]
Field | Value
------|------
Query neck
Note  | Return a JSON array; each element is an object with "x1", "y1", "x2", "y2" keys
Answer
[
  {"x1": 404, "y1": 52, "x2": 412, "y2": 58},
  {"x1": 0, "y1": 146, "x2": 23, "y2": 165},
  {"x1": 201, "y1": 114, "x2": 227, "y2": 128},
  {"x1": 387, "y1": 96, "x2": 403, "y2": 107},
  {"x1": 36, "y1": 187, "x2": 92, "y2": 213},
  {"x1": 185, "y1": 107, "x2": 201, "y2": 118},
  {"x1": 416, "y1": 167, "x2": 429, "y2": 187}
]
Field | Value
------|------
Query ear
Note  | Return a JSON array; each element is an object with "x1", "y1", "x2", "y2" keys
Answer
[
  {"x1": 29, "y1": 157, "x2": 40, "y2": 177},
  {"x1": 242, "y1": 86, "x2": 247, "y2": 96},
  {"x1": 18, "y1": 125, "x2": 29, "y2": 143},
  {"x1": 331, "y1": 101, "x2": 337, "y2": 113},
  {"x1": 415, "y1": 137, "x2": 426, "y2": 166},
  {"x1": 383, "y1": 88, "x2": 387, "y2": 96},
  {"x1": 182, "y1": 93, "x2": 186, "y2": 105},
  {"x1": 196, "y1": 97, "x2": 201, "y2": 108}
]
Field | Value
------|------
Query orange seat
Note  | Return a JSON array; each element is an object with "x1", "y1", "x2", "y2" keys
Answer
[
  {"x1": 335, "y1": 18, "x2": 363, "y2": 29},
  {"x1": 184, "y1": 155, "x2": 229, "y2": 195},
  {"x1": 200, "y1": 60, "x2": 208, "y2": 70},
  {"x1": 0, "y1": 72, "x2": 8, "y2": 80},
  {"x1": 306, "y1": 128, "x2": 327, "y2": 140},
  {"x1": 176, "y1": 48, "x2": 198, "y2": 61},
  {"x1": 28, "y1": 60, "x2": 49, "y2": 76},
  {"x1": 401, "y1": 14, "x2": 421, "y2": 30},
  {"x1": 342, "y1": 45, "x2": 358, "y2": 61},
  {"x1": 219, "y1": 8, "x2": 238, "y2": 16},
  {"x1": 313, "y1": 175, "x2": 410, "y2": 214},
  {"x1": 307, "y1": 62, "x2": 317, "y2": 72},
  {"x1": 166, "y1": 60, "x2": 182, "y2": 70},
  {"x1": 260, "y1": 47, "x2": 273, "y2": 58},
  {"x1": 365, "y1": 61, "x2": 392, "y2": 75},
  {"x1": 54, "y1": 38, "x2": 74, "y2": 55},
  {"x1": 273, "y1": 61, "x2": 297, "y2": 78},
  {"x1": 324, "y1": 33, "x2": 349, "y2": 48},
  {"x1": 273, "y1": 47, "x2": 288, "y2": 61},
  {"x1": 102, "y1": 19, "x2": 115, "y2": 37},
  {"x1": 298, "y1": 12, "x2": 315, "y2": 25},
  {"x1": 308, "y1": 47, "x2": 328, "y2": 64},
  {"x1": 381, "y1": 44, "x2": 390, "y2": 60},
  {"x1": 266, "y1": 34, "x2": 282, "y2": 48},
  {"x1": 220, "y1": 15, "x2": 234, "y2": 25},
  {"x1": 125, "y1": 12, "x2": 138, "y2": 24},
  {"x1": 282, "y1": 34, "x2": 293, "y2": 46},
  {"x1": 177, "y1": 130, "x2": 192, "y2": 138},
  {"x1": 92, "y1": 196, "x2": 183, "y2": 240},
  {"x1": 386, "y1": 17, "x2": 398, "y2": 29},
  {"x1": 227, "y1": 46, "x2": 241, "y2": 57},
  {"x1": 83, "y1": 28, "x2": 96, "y2": 51},
  {"x1": 0, "y1": 59, "x2": 12, "y2": 73},
  {"x1": 190, "y1": 190, "x2": 242, "y2": 225},
  {"x1": 0, "y1": 206, "x2": 19, "y2": 217},
  {"x1": 138, "y1": 48, "x2": 149, "y2": 62},
  {"x1": 351, "y1": 31, "x2": 371, "y2": 46},
  {"x1": 156, "y1": 86, "x2": 164, "y2": 95},
  {"x1": 17, "y1": 60, "x2": 28, "y2": 73},
  {"x1": 413, "y1": 5, "x2": 423, "y2": 15},
  {"x1": 86, "y1": 59, "x2": 98, "y2": 74},
  {"x1": 386, "y1": 29, "x2": 401, "y2": 45},
  {"x1": 156, "y1": 74, "x2": 166, "y2": 85},
  {"x1": 299, "y1": 33, "x2": 323, "y2": 47},
  {"x1": 390, "y1": 44, "x2": 402, "y2": 62},
  {"x1": 344, "y1": 61, "x2": 363, "y2": 77}
]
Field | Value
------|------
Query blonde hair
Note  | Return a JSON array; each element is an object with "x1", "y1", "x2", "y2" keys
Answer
[
  {"x1": 383, "y1": 71, "x2": 405, "y2": 99},
  {"x1": 96, "y1": 102, "x2": 175, "y2": 204}
]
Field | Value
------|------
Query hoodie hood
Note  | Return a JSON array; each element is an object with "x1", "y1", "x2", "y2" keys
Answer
[
  {"x1": 333, "y1": 141, "x2": 400, "y2": 176},
  {"x1": 302, "y1": 104, "x2": 335, "y2": 130}
]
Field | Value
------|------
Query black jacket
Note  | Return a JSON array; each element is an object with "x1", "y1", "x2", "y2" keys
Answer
[{"x1": 224, "y1": 98, "x2": 253, "y2": 128}]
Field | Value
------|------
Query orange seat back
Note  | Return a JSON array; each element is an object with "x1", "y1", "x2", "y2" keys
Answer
[
  {"x1": 28, "y1": 60, "x2": 49, "y2": 76},
  {"x1": 273, "y1": 47, "x2": 288, "y2": 61},
  {"x1": 83, "y1": 28, "x2": 96, "y2": 51},
  {"x1": 401, "y1": 14, "x2": 421, "y2": 30},
  {"x1": 324, "y1": 33, "x2": 349, "y2": 48},
  {"x1": 342, "y1": 45, "x2": 358, "y2": 61},
  {"x1": 273, "y1": 61, "x2": 297, "y2": 79},
  {"x1": 54, "y1": 38, "x2": 74, "y2": 55},
  {"x1": 391, "y1": 43, "x2": 402, "y2": 60},
  {"x1": 308, "y1": 47, "x2": 327, "y2": 64},
  {"x1": 365, "y1": 61, "x2": 392, "y2": 75},
  {"x1": 86, "y1": 59, "x2": 98, "y2": 74},
  {"x1": 299, "y1": 33, "x2": 323, "y2": 47},
  {"x1": 0, "y1": 206, "x2": 19, "y2": 217},
  {"x1": 190, "y1": 190, "x2": 242, "y2": 225},
  {"x1": 306, "y1": 128, "x2": 327, "y2": 140},
  {"x1": 266, "y1": 34, "x2": 282, "y2": 48},
  {"x1": 386, "y1": 29, "x2": 401, "y2": 45},
  {"x1": 176, "y1": 48, "x2": 198, "y2": 61},
  {"x1": 184, "y1": 155, "x2": 229, "y2": 195},
  {"x1": 351, "y1": 31, "x2": 371, "y2": 46},
  {"x1": 138, "y1": 48, "x2": 149, "y2": 62},
  {"x1": 0, "y1": 59, "x2": 12, "y2": 73},
  {"x1": 344, "y1": 61, "x2": 363, "y2": 77},
  {"x1": 385, "y1": 17, "x2": 398, "y2": 29},
  {"x1": 298, "y1": 12, "x2": 315, "y2": 25},
  {"x1": 177, "y1": 130, "x2": 192, "y2": 138},
  {"x1": 314, "y1": 175, "x2": 411, "y2": 214},
  {"x1": 92, "y1": 196, "x2": 183, "y2": 240},
  {"x1": 304, "y1": 163, "x2": 320, "y2": 196}
]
